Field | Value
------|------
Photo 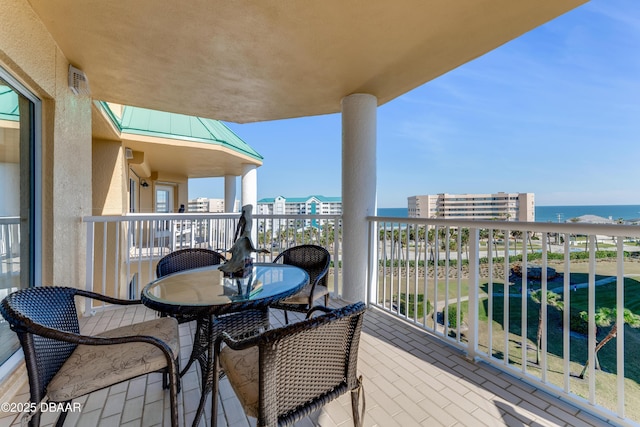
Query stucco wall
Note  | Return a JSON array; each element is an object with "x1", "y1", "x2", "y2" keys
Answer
[
  {"x1": 0, "y1": 0, "x2": 92, "y2": 289},
  {"x1": 93, "y1": 139, "x2": 126, "y2": 215}
]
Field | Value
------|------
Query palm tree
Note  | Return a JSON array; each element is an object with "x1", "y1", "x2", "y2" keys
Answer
[
  {"x1": 511, "y1": 230, "x2": 523, "y2": 256},
  {"x1": 530, "y1": 290, "x2": 564, "y2": 365},
  {"x1": 578, "y1": 307, "x2": 640, "y2": 379},
  {"x1": 379, "y1": 228, "x2": 392, "y2": 260},
  {"x1": 526, "y1": 231, "x2": 535, "y2": 253},
  {"x1": 479, "y1": 228, "x2": 489, "y2": 259},
  {"x1": 438, "y1": 227, "x2": 456, "y2": 252},
  {"x1": 492, "y1": 229, "x2": 502, "y2": 258},
  {"x1": 427, "y1": 227, "x2": 436, "y2": 263},
  {"x1": 460, "y1": 228, "x2": 470, "y2": 261},
  {"x1": 391, "y1": 228, "x2": 406, "y2": 263},
  {"x1": 415, "y1": 225, "x2": 426, "y2": 264}
]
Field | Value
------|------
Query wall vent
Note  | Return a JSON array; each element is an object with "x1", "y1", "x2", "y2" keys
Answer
[
  {"x1": 125, "y1": 148, "x2": 134, "y2": 160},
  {"x1": 68, "y1": 65, "x2": 91, "y2": 96}
]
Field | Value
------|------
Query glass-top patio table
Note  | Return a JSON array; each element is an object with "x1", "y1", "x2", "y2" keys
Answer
[{"x1": 142, "y1": 263, "x2": 309, "y2": 426}]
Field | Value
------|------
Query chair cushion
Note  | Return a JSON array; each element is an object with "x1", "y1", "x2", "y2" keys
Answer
[
  {"x1": 279, "y1": 284, "x2": 329, "y2": 305},
  {"x1": 219, "y1": 346, "x2": 259, "y2": 418},
  {"x1": 47, "y1": 317, "x2": 179, "y2": 402}
]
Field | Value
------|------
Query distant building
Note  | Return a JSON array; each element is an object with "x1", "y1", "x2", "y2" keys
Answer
[
  {"x1": 569, "y1": 214, "x2": 614, "y2": 224},
  {"x1": 188, "y1": 197, "x2": 236, "y2": 213},
  {"x1": 257, "y1": 195, "x2": 342, "y2": 215},
  {"x1": 408, "y1": 192, "x2": 535, "y2": 221},
  {"x1": 257, "y1": 195, "x2": 342, "y2": 231}
]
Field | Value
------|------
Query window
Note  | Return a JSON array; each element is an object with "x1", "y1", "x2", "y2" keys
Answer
[
  {"x1": 129, "y1": 177, "x2": 138, "y2": 213},
  {"x1": 0, "y1": 68, "x2": 41, "y2": 367},
  {"x1": 155, "y1": 184, "x2": 174, "y2": 213}
]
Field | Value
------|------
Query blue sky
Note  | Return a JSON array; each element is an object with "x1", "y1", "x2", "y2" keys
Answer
[{"x1": 189, "y1": 0, "x2": 640, "y2": 208}]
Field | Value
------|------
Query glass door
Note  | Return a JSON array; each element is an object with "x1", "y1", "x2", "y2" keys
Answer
[
  {"x1": 0, "y1": 70, "x2": 40, "y2": 367},
  {"x1": 155, "y1": 185, "x2": 174, "y2": 213}
]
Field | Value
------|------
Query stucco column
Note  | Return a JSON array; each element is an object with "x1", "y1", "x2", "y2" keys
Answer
[
  {"x1": 241, "y1": 164, "x2": 258, "y2": 242},
  {"x1": 241, "y1": 165, "x2": 257, "y2": 210},
  {"x1": 341, "y1": 93, "x2": 377, "y2": 303},
  {"x1": 224, "y1": 175, "x2": 237, "y2": 212}
]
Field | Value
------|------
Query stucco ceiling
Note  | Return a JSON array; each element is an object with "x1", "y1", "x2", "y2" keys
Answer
[
  {"x1": 122, "y1": 135, "x2": 260, "y2": 179},
  {"x1": 28, "y1": 0, "x2": 586, "y2": 123}
]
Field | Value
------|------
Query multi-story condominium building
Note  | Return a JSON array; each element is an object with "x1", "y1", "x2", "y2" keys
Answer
[
  {"x1": 188, "y1": 197, "x2": 232, "y2": 213},
  {"x1": 257, "y1": 195, "x2": 342, "y2": 216},
  {"x1": 408, "y1": 192, "x2": 535, "y2": 221},
  {"x1": 257, "y1": 195, "x2": 342, "y2": 231}
]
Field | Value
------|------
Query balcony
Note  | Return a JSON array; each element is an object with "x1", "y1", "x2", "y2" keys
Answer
[
  {"x1": 2, "y1": 213, "x2": 640, "y2": 426},
  {"x1": 0, "y1": 300, "x2": 610, "y2": 427}
]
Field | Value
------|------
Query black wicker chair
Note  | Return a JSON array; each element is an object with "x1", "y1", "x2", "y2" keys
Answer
[
  {"x1": 270, "y1": 245, "x2": 331, "y2": 323},
  {"x1": 156, "y1": 248, "x2": 227, "y2": 325},
  {"x1": 155, "y1": 248, "x2": 270, "y2": 377},
  {"x1": 156, "y1": 247, "x2": 227, "y2": 281},
  {"x1": 0, "y1": 286, "x2": 180, "y2": 427}
]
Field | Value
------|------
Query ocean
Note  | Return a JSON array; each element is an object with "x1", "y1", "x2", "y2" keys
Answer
[{"x1": 377, "y1": 205, "x2": 640, "y2": 223}]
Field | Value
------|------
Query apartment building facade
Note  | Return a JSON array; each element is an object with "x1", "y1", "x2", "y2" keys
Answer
[
  {"x1": 408, "y1": 192, "x2": 535, "y2": 221},
  {"x1": 257, "y1": 195, "x2": 342, "y2": 232},
  {"x1": 257, "y1": 195, "x2": 342, "y2": 216},
  {"x1": 188, "y1": 197, "x2": 237, "y2": 213}
]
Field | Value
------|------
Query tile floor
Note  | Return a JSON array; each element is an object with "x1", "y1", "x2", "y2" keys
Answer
[{"x1": 0, "y1": 301, "x2": 618, "y2": 427}]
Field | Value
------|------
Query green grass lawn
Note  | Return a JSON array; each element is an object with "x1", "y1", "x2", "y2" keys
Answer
[{"x1": 477, "y1": 277, "x2": 640, "y2": 421}]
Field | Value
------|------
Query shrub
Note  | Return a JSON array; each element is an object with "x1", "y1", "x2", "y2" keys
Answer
[
  {"x1": 444, "y1": 304, "x2": 462, "y2": 328},
  {"x1": 569, "y1": 309, "x2": 588, "y2": 335},
  {"x1": 399, "y1": 294, "x2": 432, "y2": 318}
]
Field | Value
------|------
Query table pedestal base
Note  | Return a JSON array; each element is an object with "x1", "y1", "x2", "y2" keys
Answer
[{"x1": 189, "y1": 310, "x2": 270, "y2": 427}]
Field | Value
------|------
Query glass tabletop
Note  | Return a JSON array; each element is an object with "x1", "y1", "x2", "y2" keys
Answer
[{"x1": 142, "y1": 263, "x2": 309, "y2": 310}]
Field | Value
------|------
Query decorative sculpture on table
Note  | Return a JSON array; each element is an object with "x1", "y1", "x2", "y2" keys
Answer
[{"x1": 219, "y1": 204, "x2": 269, "y2": 277}]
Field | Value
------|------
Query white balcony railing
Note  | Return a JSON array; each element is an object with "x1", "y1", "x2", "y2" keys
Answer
[
  {"x1": 83, "y1": 213, "x2": 342, "y2": 307},
  {"x1": 83, "y1": 212, "x2": 640, "y2": 425},
  {"x1": 0, "y1": 216, "x2": 20, "y2": 298},
  {"x1": 367, "y1": 216, "x2": 640, "y2": 426}
]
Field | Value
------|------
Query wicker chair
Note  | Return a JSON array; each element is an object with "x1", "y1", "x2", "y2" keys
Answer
[
  {"x1": 156, "y1": 247, "x2": 227, "y2": 280},
  {"x1": 155, "y1": 248, "x2": 270, "y2": 376},
  {"x1": 213, "y1": 302, "x2": 366, "y2": 427},
  {"x1": 0, "y1": 286, "x2": 180, "y2": 427},
  {"x1": 270, "y1": 245, "x2": 331, "y2": 323},
  {"x1": 156, "y1": 248, "x2": 227, "y2": 325}
]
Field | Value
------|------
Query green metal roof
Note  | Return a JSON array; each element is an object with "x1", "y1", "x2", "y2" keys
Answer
[
  {"x1": 98, "y1": 102, "x2": 262, "y2": 161},
  {"x1": 0, "y1": 86, "x2": 19, "y2": 122}
]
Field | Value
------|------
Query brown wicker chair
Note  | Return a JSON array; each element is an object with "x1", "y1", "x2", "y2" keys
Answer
[
  {"x1": 0, "y1": 286, "x2": 180, "y2": 427},
  {"x1": 213, "y1": 302, "x2": 366, "y2": 427},
  {"x1": 270, "y1": 245, "x2": 331, "y2": 323},
  {"x1": 155, "y1": 247, "x2": 270, "y2": 377}
]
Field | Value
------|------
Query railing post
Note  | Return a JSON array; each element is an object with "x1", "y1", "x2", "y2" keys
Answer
[
  {"x1": 367, "y1": 218, "x2": 378, "y2": 306},
  {"x1": 84, "y1": 220, "x2": 95, "y2": 316},
  {"x1": 333, "y1": 220, "x2": 340, "y2": 297},
  {"x1": 467, "y1": 227, "x2": 480, "y2": 360}
]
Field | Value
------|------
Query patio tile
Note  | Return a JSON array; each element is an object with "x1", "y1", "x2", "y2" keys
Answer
[
  {"x1": 120, "y1": 395, "x2": 144, "y2": 424},
  {"x1": 126, "y1": 376, "x2": 147, "y2": 399},
  {"x1": 83, "y1": 387, "x2": 109, "y2": 413},
  {"x1": 143, "y1": 399, "x2": 165, "y2": 426},
  {"x1": 102, "y1": 391, "x2": 127, "y2": 418},
  {"x1": 1, "y1": 301, "x2": 620, "y2": 427}
]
